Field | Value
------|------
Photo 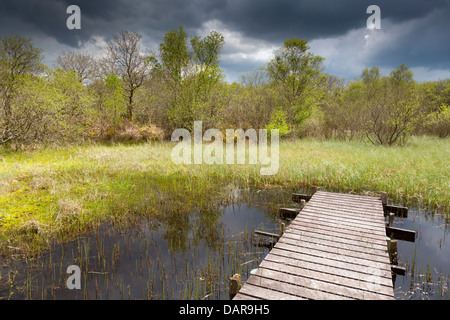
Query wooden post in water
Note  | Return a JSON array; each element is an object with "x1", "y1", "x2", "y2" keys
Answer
[
  {"x1": 387, "y1": 239, "x2": 398, "y2": 265},
  {"x1": 388, "y1": 212, "x2": 395, "y2": 228},
  {"x1": 300, "y1": 199, "x2": 306, "y2": 209},
  {"x1": 280, "y1": 222, "x2": 285, "y2": 238},
  {"x1": 229, "y1": 274, "x2": 241, "y2": 299},
  {"x1": 381, "y1": 192, "x2": 388, "y2": 206}
]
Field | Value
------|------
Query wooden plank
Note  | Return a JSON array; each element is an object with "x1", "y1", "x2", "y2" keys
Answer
[
  {"x1": 391, "y1": 265, "x2": 406, "y2": 276},
  {"x1": 303, "y1": 203, "x2": 385, "y2": 222},
  {"x1": 264, "y1": 252, "x2": 393, "y2": 289},
  {"x1": 314, "y1": 191, "x2": 381, "y2": 202},
  {"x1": 279, "y1": 207, "x2": 300, "y2": 219},
  {"x1": 386, "y1": 226, "x2": 416, "y2": 242},
  {"x1": 384, "y1": 205, "x2": 408, "y2": 218},
  {"x1": 274, "y1": 240, "x2": 392, "y2": 272},
  {"x1": 259, "y1": 260, "x2": 394, "y2": 298},
  {"x1": 311, "y1": 195, "x2": 383, "y2": 208},
  {"x1": 277, "y1": 236, "x2": 391, "y2": 266},
  {"x1": 299, "y1": 209, "x2": 387, "y2": 231},
  {"x1": 232, "y1": 292, "x2": 261, "y2": 300},
  {"x1": 237, "y1": 282, "x2": 302, "y2": 300},
  {"x1": 247, "y1": 272, "x2": 350, "y2": 300},
  {"x1": 282, "y1": 230, "x2": 389, "y2": 257},
  {"x1": 304, "y1": 200, "x2": 384, "y2": 215},
  {"x1": 253, "y1": 266, "x2": 391, "y2": 300},
  {"x1": 286, "y1": 224, "x2": 388, "y2": 251},
  {"x1": 292, "y1": 193, "x2": 312, "y2": 203},
  {"x1": 235, "y1": 191, "x2": 394, "y2": 300},
  {"x1": 289, "y1": 215, "x2": 387, "y2": 239},
  {"x1": 270, "y1": 246, "x2": 392, "y2": 280},
  {"x1": 289, "y1": 219, "x2": 387, "y2": 245},
  {"x1": 254, "y1": 230, "x2": 280, "y2": 240}
]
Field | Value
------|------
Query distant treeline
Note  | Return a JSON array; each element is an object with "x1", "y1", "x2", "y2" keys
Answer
[{"x1": 1, "y1": 27, "x2": 449, "y2": 149}]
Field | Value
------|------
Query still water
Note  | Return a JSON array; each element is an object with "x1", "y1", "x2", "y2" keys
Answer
[{"x1": 1, "y1": 188, "x2": 449, "y2": 300}]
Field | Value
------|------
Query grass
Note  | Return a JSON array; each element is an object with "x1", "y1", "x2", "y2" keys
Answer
[{"x1": 0, "y1": 135, "x2": 448, "y2": 255}]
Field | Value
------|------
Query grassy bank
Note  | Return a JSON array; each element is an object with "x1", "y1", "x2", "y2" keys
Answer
[{"x1": 0, "y1": 136, "x2": 448, "y2": 255}]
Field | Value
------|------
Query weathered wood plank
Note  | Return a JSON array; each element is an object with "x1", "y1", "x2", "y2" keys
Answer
[
  {"x1": 289, "y1": 215, "x2": 387, "y2": 238},
  {"x1": 303, "y1": 202, "x2": 384, "y2": 217},
  {"x1": 286, "y1": 224, "x2": 388, "y2": 251},
  {"x1": 259, "y1": 260, "x2": 394, "y2": 298},
  {"x1": 277, "y1": 236, "x2": 391, "y2": 266},
  {"x1": 279, "y1": 207, "x2": 301, "y2": 219},
  {"x1": 288, "y1": 219, "x2": 388, "y2": 245},
  {"x1": 246, "y1": 273, "x2": 350, "y2": 300},
  {"x1": 253, "y1": 267, "x2": 390, "y2": 300},
  {"x1": 282, "y1": 230, "x2": 389, "y2": 257},
  {"x1": 266, "y1": 251, "x2": 393, "y2": 287},
  {"x1": 314, "y1": 191, "x2": 381, "y2": 202},
  {"x1": 384, "y1": 205, "x2": 408, "y2": 218},
  {"x1": 303, "y1": 203, "x2": 385, "y2": 222},
  {"x1": 235, "y1": 191, "x2": 394, "y2": 300},
  {"x1": 270, "y1": 246, "x2": 392, "y2": 280},
  {"x1": 299, "y1": 209, "x2": 387, "y2": 231},
  {"x1": 237, "y1": 282, "x2": 302, "y2": 300},
  {"x1": 232, "y1": 292, "x2": 261, "y2": 300},
  {"x1": 386, "y1": 226, "x2": 416, "y2": 242},
  {"x1": 292, "y1": 193, "x2": 312, "y2": 203},
  {"x1": 254, "y1": 230, "x2": 280, "y2": 240}
]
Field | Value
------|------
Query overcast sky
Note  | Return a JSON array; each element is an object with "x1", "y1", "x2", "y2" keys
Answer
[{"x1": 1, "y1": 0, "x2": 449, "y2": 83}]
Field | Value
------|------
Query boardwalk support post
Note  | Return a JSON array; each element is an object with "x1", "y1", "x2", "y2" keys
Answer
[
  {"x1": 387, "y1": 239, "x2": 398, "y2": 265},
  {"x1": 381, "y1": 192, "x2": 388, "y2": 205},
  {"x1": 229, "y1": 273, "x2": 241, "y2": 299},
  {"x1": 280, "y1": 222, "x2": 285, "y2": 238}
]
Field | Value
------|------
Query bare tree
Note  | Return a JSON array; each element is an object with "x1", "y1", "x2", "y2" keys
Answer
[
  {"x1": 56, "y1": 50, "x2": 98, "y2": 83},
  {"x1": 102, "y1": 30, "x2": 154, "y2": 121}
]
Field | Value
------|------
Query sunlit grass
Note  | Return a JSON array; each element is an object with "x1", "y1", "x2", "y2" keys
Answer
[{"x1": 0, "y1": 136, "x2": 448, "y2": 255}]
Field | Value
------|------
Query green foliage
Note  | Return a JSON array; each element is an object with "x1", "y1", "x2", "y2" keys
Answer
[
  {"x1": 158, "y1": 26, "x2": 226, "y2": 131},
  {"x1": 0, "y1": 34, "x2": 44, "y2": 145},
  {"x1": 103, "y1": 73, "x2": 125, "y2": 128},
  {"x1": 265, "y1": 108, "x2": 291, "y2": 137},
  {"x1": 423, "y1": 103, "x2": 450, "y2": 137},
  {"x1": 266, "y1": 38, "x2": 327, "y2": 130},
  {"x1": 1, "y1": 30, "x2": 449, "y2": 147}
]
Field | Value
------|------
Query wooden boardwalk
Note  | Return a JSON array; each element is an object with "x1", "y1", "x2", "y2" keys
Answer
[{"x1": 233, "y1": 190, "x2": 395, "y2": 300}]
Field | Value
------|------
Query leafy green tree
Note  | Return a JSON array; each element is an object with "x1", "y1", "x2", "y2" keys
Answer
[
  {"x1": 265, "y1": 107, "x2": 291, "y2": 138},
  {"x1": 103, "y1": 74, "x2": 125, "y2": 130},
  {"x1": 266, "y1": 38, "x2": 326, "y2": 129},
  {"x1": 361, "y1": 65, "x2": 421, "y2": 145},
  {"x1": 158, "y1": 26, "x2": 225, "y2": 131}
]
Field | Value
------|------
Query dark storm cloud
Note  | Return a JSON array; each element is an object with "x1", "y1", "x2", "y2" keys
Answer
[
  {"x1": 2, "y1": 0, "x2": 447, "y2": 45},
  {"x1": 0, "y1": 0, "x2": 448, "y2": 81}
]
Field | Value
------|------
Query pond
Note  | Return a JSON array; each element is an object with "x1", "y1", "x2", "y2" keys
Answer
[{"x1": 0, "y1": 187, "x2": 449, "y2": 300}]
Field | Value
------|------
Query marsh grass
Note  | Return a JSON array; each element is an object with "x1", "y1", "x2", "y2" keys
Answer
[{"x1": 0, "y1": 136, "x2": 448, "y2": 255}]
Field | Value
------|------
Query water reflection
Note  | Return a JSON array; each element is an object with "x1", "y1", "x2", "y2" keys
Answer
[
  {"x1": 0, "y1": 188, "x2": 286, "y2": 300},
  {"x1": 1, "y1": 188, "x2": 448, "y2": 300},
  {"x1": 393, "y1": 209, "x2": 450, "y2": 299}
]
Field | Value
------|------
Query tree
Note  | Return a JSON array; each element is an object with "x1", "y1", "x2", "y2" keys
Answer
[
  {"x1": 158, "y1": 26, "x2": 225, "y2": 131},
  {"x1": 266, "y1": 38, "x2": 326, "y2": 128},
  {"x1": 56, "y1": 50, "x2": 98, "y2": 83},
  {"x1": 361, "y1": 65, "x2": 421, "y2": 145},
  {"x1": 102, "y1": 30, "x2": 154, "y2": 121},
  {"x1": 0, "y1": 34, "x2": 43, "y2": 145}
]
